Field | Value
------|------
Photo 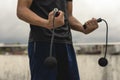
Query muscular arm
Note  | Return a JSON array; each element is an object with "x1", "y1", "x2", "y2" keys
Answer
[
  {"x1": 17, "y1": 0, "x2": 49, "y2": 28},
  {"x1": 17, "y1": 0, "x2": 65, "y2": 29},
  {"x1": 67, "y1": 2, "x2": 98, "y2": 34}
]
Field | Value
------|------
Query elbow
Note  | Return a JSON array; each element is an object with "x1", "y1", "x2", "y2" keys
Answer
[
  {"x1": 82, "y1": 30, "x2": 90, "y2": 35},
  {"x1": 84, "y1": 32, "x2": 90, "y2": 35},
  {"x1": 17, "y1": 11, "x2": 21, "y2": 19},
  {"x1": 16, "y1": 9, "x2": 22, "y2": 20},
  {"x1": 16, "y1": 7, "x2": 25, "y2": 20},
  {"x1": 84, "y1": 32, "x2": 89, "y2": 35}
]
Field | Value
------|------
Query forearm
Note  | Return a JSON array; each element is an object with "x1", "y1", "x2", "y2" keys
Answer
[
  {"x1": 68, "y1": 16, "x2": 98, "y2": 34},
  {"x1": 17, "y1": 7, "x2": 49, "y2": 28},
  {"x1": 67, "y1": 1, "x2": 98, "y2": 34},
  {"x1": 68, "y1": 16, "x2": 84, "y2": 32}
]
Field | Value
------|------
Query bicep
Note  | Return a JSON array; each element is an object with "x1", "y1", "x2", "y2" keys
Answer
[
  {"x1": 17, "y1": 0, "x2": 33, "y2": 17},
  {"x1": 17, "y1": 0, "x2": 33, "y2": 20},
  {"x1": 67, "y1": 1, "x2": 73, "y2": 16},
  {"x1": 17, "y1": 0, "x2": 32, "y2": 9}
]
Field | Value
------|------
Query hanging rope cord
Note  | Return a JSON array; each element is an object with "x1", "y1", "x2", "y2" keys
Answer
[{"x1": 102, "y1": 19, "x2": 108, "y2": 58}]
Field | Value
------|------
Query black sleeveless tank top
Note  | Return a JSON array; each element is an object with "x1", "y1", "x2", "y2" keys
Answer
[{"x1": 29, "y1": 0, "x2": 72, "y2": 43}]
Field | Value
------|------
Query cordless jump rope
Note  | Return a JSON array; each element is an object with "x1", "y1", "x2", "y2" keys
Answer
[{"x1": 44, "y1": 8, "x2": 109, "y2": 69}]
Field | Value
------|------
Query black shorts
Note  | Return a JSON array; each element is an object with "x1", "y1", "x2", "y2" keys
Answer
[{"x1": 28, "y1": 42, "x2": 80, "y2": 80}]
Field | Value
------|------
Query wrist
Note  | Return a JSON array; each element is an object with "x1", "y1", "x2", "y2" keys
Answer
[{"x1": 41, "y1": 19, "x2": 52, "y2": 29}]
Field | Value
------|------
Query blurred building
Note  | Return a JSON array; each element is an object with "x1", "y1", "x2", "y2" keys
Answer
[
  {"x1": 0, "y1": 42, "x2": 120, "y2": 55},
  {"x1": 0, "y1": 43, "x2": 27, "y2": 55},
  {"x1": 73, "y1": 43, "x2": 120, "y2": 55}
]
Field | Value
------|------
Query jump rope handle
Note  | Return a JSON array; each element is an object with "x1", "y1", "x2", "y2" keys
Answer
[{"x1": 53, "y1": 8, "x2": 60, "y2": 17}]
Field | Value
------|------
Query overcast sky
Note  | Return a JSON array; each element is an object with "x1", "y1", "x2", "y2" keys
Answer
[{"x1": 0, "y1": 0, "x2": 120, "y2": 43}]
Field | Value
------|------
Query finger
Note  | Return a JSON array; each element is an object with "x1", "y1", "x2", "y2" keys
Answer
[
  {"x1": 89, "y1": 18, "x2": 98, "y2": 26},
  {"x1": 92, "y1": 18, "x2": 98, "y2": 24},
  {"x1": 93, "y1": 19, "x2": 98, "y2": 27},
  {"x1": 49, "y1": 10, "x2": 54, "y2": 16},
  {"x1": 86, "y1": 20, "x2": 93, "y2": 26},
  {"x1": 86, "y1": 20, "x2": 98, "y2": 30},
  {"x1": 57, "y1": 10, "x2": 64, "y2": 16}
]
